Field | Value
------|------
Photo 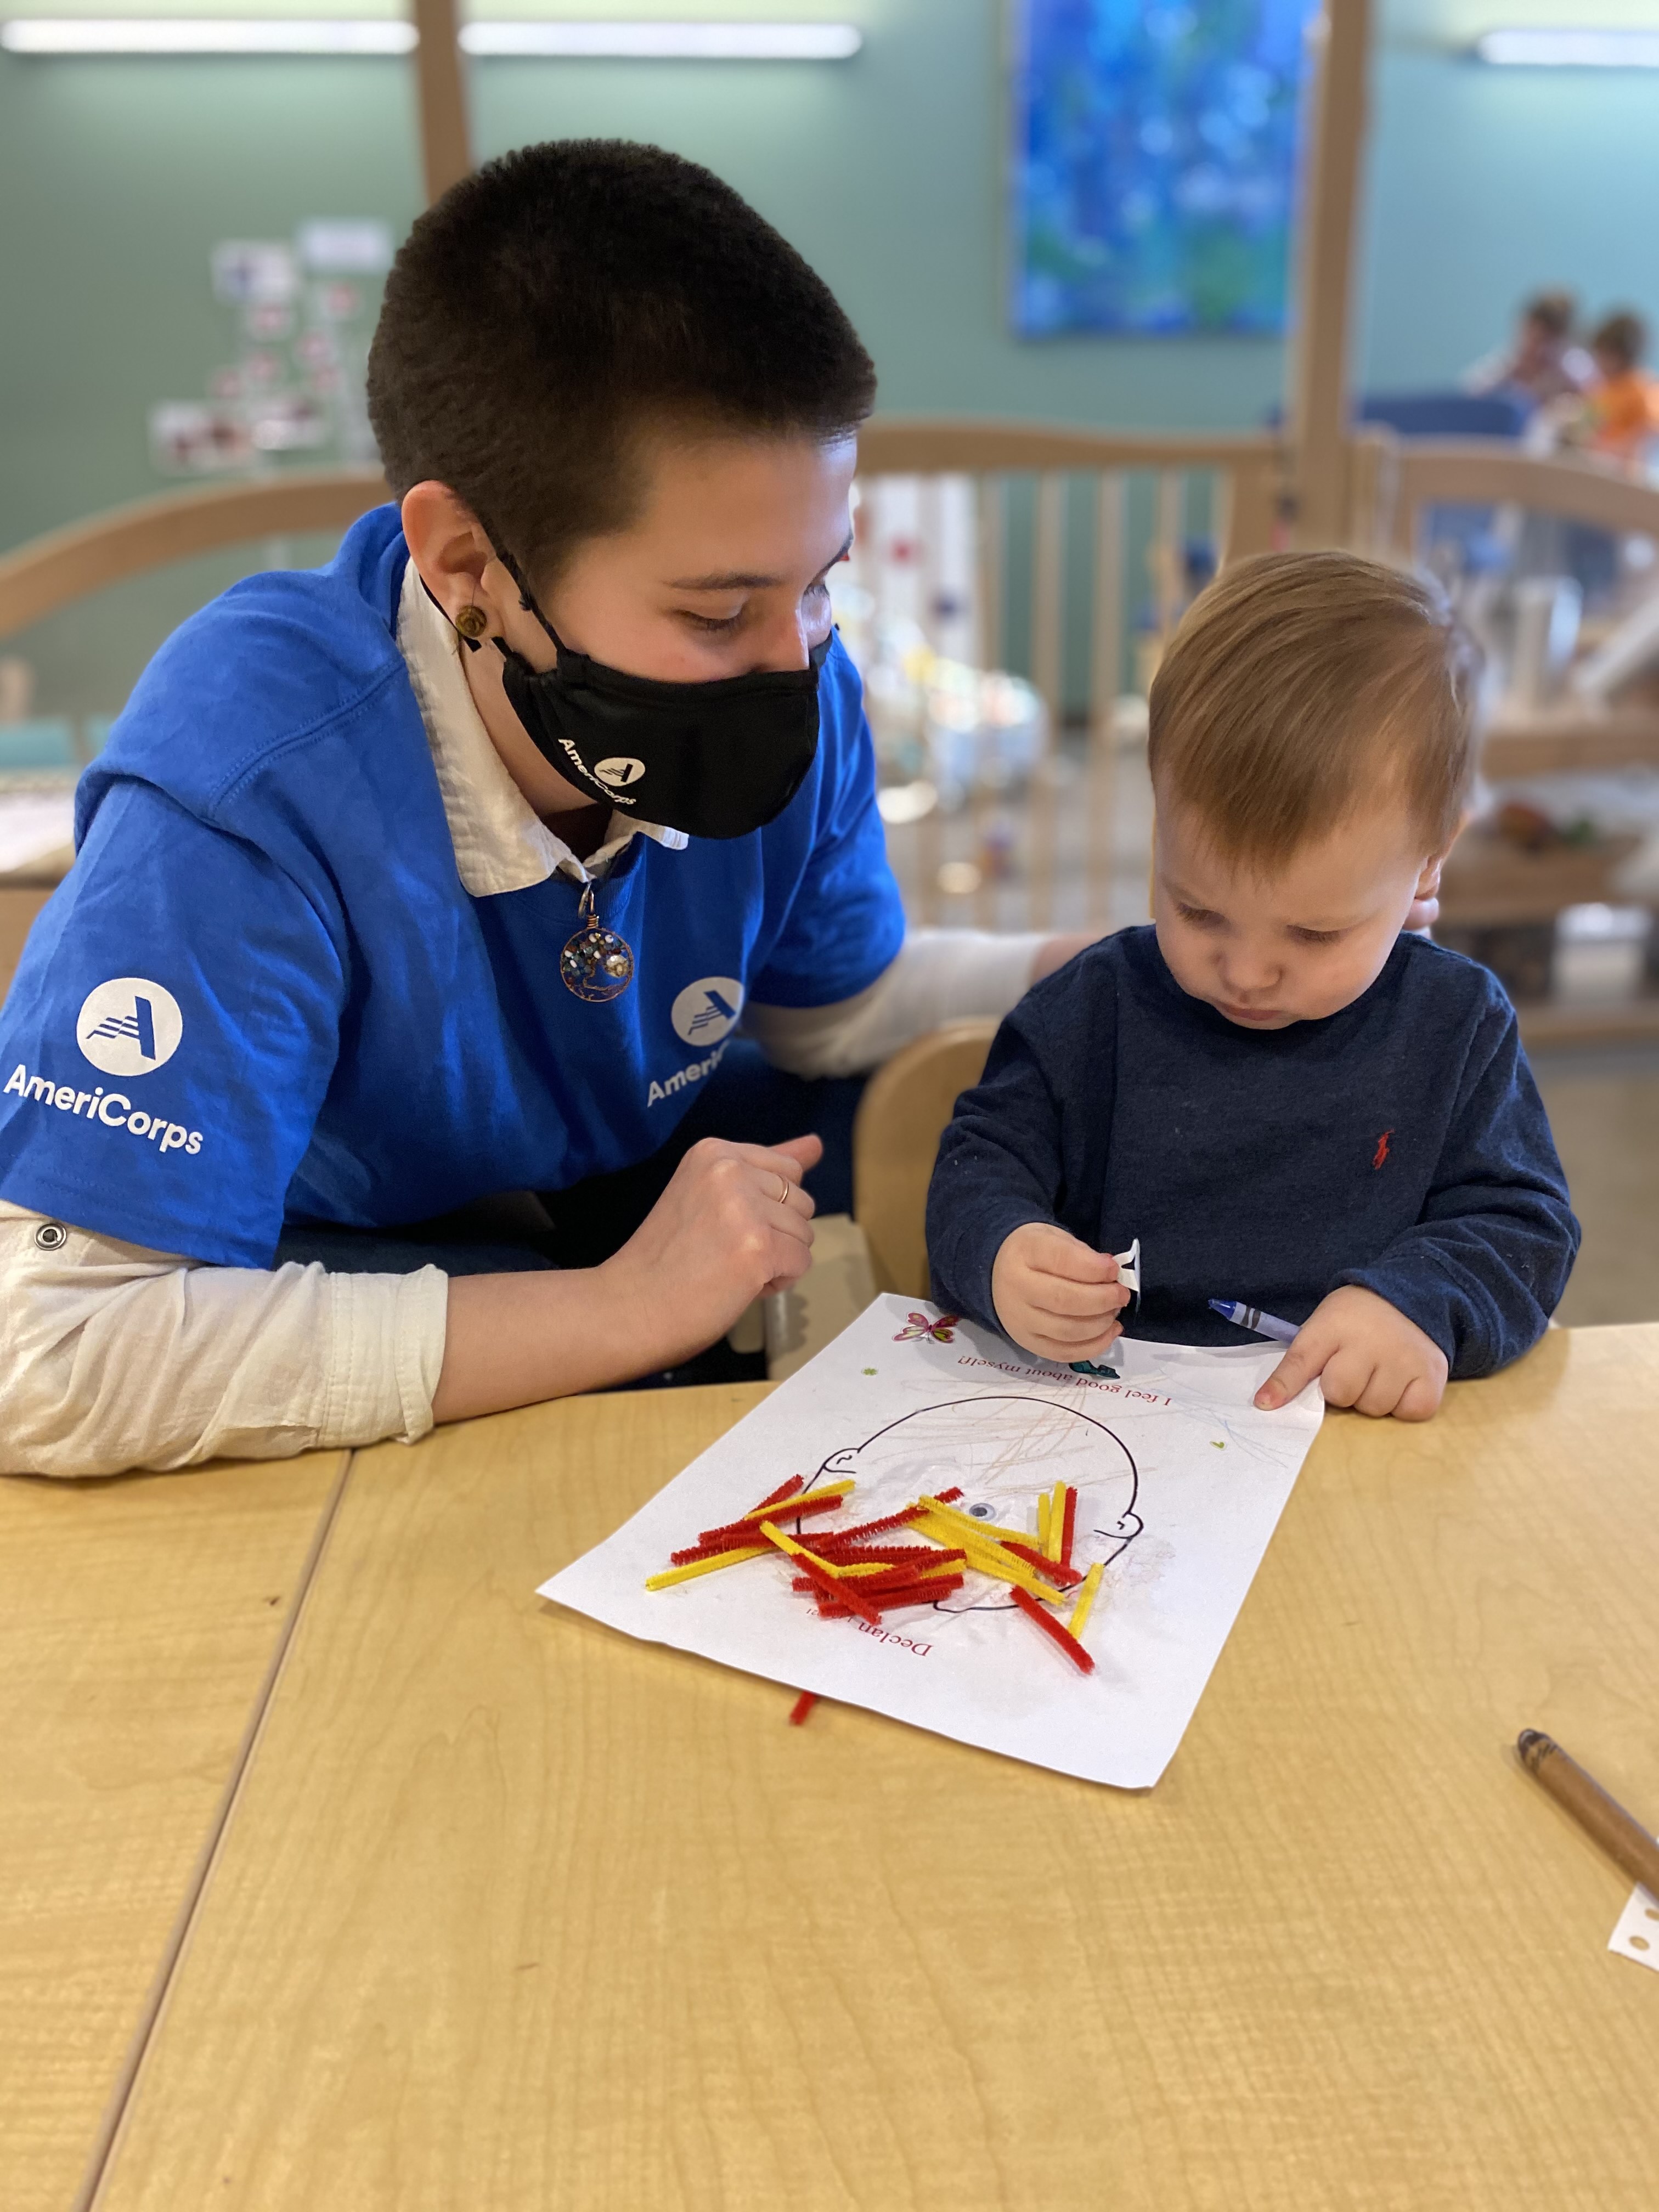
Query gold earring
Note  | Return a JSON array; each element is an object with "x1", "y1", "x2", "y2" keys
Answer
[{"x1": 455, "y1": 602, "x2": 489, "y2": 641}]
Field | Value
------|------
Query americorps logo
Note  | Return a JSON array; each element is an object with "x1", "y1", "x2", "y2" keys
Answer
[
  {"x1": 593, "y1": 756, "x2": 646, "y2": 790},
  {"x1": 76, "y1": 978, "x2": 183, "y2": 1077},
  {"x1": 670, "y1": 976, "x2": 744, "y2": 1048},
  {"x1": 1, "y1": 974, "x2": 203, "y2": 1160}
]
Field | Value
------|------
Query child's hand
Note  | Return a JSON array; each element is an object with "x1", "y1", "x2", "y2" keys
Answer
[
  {"x1": 990, "y1": 1222, "x2": 1131, "y2": 1365},
  {"x1": 1254, "y1": 1285, "x2": 1448, "y2": 1421}
]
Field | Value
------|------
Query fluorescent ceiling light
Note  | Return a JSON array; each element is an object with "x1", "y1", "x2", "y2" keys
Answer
[
  {"x1": 1, "y1": 15, "x2": 415, "y2": 49},
  {"x1": 1475, "y1": 28, "x2": 1659, "y2": 67},
  {"x1": 1, "y1": 15, "x2": 861, "y2": 58},
  {"x1": 460, "y1": 21, "x2": 860, "y2": 58}
]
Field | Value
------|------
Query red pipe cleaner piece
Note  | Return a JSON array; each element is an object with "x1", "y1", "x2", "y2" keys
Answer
[
  {"x1": 754, "y1": 1475, "x2": 807, "y2": 1512},
  {"x1": 795, "y1": 1555, "x2": 880, "y2": 1626},
  {"x1": 812, "y1": 1544, "x2": 966, "y2": 1568},
  {"x1": 934, "y1": 1486, "x2": 965, "y2": 1504},
  {"x1": 813, "y1": 1588, "x2": 962, "y2": 1615},
  {"x1": 788, "y1": 1691, "x2": 818, "y2": 1725},
  {"x1": 811, "y1": 1504, "x2": 926, "y2": 1545},
  {"x1": 1061, "y1": 1484, "x2": 1078, "y2": 1569},
  {"x1": 667, "y1": 1537, "x2": 769, "y2": 1567},
  {"x1": 1010, "y1": 1584, "x2": 1096, "y2": 1672},
  {"x1": 696, "y1": 1492, "x2": 843, "y2": 1545},
  {"x1": 854, "y1": 1560, "x2": 968, "y2": 1589},
  {"x1": 809, "y1": 1572, "x2": 963, "y2": 1607},
  {"x1": 866, "y1": 1579, "x2": 962, "y2": 1609},
  {"x1": 1001, "y1": 1541, "x2": 1084, "y2": 1587}
]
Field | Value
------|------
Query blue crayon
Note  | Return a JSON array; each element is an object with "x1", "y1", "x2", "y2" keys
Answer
[{"x1": 1209, "y1": 1297, "x2": 1299, "y2": 1346}]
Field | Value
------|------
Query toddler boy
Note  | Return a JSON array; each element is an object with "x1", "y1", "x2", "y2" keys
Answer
[{"x1": 927, "y1": 552, "x2": 1580, "y2": 1421}]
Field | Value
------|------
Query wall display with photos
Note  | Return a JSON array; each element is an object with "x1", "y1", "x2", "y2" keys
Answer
[
  {"x1": 148, "y1": 221, "x2": 393, "y2": 477},
  {"x1": 1008, "y1": 0, "x2": 1315, "y2": 339}
]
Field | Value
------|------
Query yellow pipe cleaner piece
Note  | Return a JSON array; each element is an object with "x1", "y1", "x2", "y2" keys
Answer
[
  {"x1": 1069, "y1": 1561, "x2": 1105, "y2": 1641},
  {"x1": 917, "y1": 1497, "x2": 1032, "y2": 1547},
  {"x1": 646, "y1": 1544, "x2": 768, "y2": 1590},
  {"x1": 757, "y1": 1520, "x2": 862, "y2": 1577},
  {"x1": 940, "y1": 1532, "x2": 1066, "y2": 1607},
  {"x1": 1045, "y1": 1480, "x2": 1066, "y2": 1562}
]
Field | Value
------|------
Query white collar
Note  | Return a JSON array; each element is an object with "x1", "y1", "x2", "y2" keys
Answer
[{"x1": 395, "y1": 556, "x2": 687, "y2": 898}]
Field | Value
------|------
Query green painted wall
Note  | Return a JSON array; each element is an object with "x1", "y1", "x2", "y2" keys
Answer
[{"x1": 4, "y1": 0, "x2": 1658, "y2": 716}]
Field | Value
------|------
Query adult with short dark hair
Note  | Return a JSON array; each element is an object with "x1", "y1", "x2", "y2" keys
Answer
[{"x1": 0, "y1": 142, "x2": 1096, "y2": 1475}]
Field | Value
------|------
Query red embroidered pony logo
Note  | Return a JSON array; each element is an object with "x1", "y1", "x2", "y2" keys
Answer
[{"x1": 1373, "y1": 1130, "x2": 1393, "y2": 1169}]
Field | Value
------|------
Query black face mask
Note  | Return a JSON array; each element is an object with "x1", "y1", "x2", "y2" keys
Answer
[{"x1": 479, "y1": 552, "x2": 829, "y2": 842}]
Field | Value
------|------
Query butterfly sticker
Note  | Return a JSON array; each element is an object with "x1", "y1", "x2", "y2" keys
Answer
[{"x1": 894, "y1": 1311, "x2": 960, "y2": 1344}]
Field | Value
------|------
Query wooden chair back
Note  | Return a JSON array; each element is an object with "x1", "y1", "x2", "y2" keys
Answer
[{"x1": 852, "y1": 1018, "x2": 997, "y2": 1298}]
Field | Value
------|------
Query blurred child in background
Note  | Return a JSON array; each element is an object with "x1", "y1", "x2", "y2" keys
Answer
[
  {"x1": 1464, "y1": 289, "x2": 1590, "y2": 410},
  {"x1": 1575, "y1": 311, "x2": 1654, "y2": 468}
]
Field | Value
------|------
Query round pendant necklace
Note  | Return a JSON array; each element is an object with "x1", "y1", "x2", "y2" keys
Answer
[{"x1": 560, "y1": 879, "x2": 635, "y2": 1003}]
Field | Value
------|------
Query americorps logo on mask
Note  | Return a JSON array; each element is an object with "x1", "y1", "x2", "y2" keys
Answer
[
  {"x1": 670, "y1": 976, "x2": 744, "y2": 1048},
  {"x1": 592, "y1": 756, "x2": 647, "y2": 790},
  {"x1": 76, "y1": 978, "x2": 184, "y2": 1076}
]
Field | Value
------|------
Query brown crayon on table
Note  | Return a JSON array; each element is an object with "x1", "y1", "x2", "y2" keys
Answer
[{"x1": 1516, "y1": 1730, "x2": 1659, "y2": 1898}]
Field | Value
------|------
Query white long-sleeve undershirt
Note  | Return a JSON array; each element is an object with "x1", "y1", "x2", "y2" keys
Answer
[
  {"x1": 0, "y1": 1199, "x2": 446, "y2": 1477},
  {"x1": 742, "y1": 927, "x2": 1042, "y2": 1080}
]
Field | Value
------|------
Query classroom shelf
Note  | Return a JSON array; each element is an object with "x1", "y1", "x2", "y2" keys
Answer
[
  {"x1": 1437, "y1": 828, "x2": 1643, "y2": 930},
  {"x1": 1516, "y1": 995, "x2": 1659, "y2": 1050},
  {"x1": 1482, "y1": 705, "x2": 1659, "y2": 780}
]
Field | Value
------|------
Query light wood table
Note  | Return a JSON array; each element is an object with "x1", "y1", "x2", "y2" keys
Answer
[
  {"x1": 0, "y1": 1450, "x2": 348, "y2": 2212},
  {"x1": 92, "y1": 1342, "x2": 1658, "y2": 2211}
]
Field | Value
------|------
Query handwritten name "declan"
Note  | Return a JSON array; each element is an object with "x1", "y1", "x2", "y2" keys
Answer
[{"x1": 855, "y1": 1620, "x2": 932, "y2": 1657}]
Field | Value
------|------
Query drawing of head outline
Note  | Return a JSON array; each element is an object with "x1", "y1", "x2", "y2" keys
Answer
[{"x1": 810, "y1": 1394, "x2": 1142, "y2": 1612}]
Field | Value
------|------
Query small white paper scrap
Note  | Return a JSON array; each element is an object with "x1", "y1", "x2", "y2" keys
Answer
[
  {"x1": 539, "y1": 1296, "x2": 1324, "y2": 1789},
  {"x1": 1609, "y1": 1879, "x2": 1659, "y2": 1974}
]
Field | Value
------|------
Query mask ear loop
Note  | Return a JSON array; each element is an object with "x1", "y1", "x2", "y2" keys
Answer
[
  {"x1": 420, "y1": 517, "x2": 568, "y2": 663},
  {"x1": 491, "y1": 545, "x2": 571, "y2": 662}
]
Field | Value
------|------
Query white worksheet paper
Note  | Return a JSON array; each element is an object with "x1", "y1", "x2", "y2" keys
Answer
[{"x1": 540, "y1": 1297, "x2": 1324, "y2": 1788}]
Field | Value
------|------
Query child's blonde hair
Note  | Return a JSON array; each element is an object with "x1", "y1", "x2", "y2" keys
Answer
[{"x1": 1147, "y1": 550, "x2": 1481, "y2": 867}]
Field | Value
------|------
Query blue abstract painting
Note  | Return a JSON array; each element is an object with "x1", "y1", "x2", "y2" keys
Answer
[{"x1": 1010, "y1": 0, "x2": 1316, "y2": 338}]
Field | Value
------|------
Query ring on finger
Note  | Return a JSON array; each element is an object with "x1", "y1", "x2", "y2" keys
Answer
[{"x1": 774, "y1": 1172, "x2": 790, "y2": 1204}]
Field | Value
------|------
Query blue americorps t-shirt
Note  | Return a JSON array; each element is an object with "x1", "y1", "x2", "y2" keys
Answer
[{"x1": 0, "y1": 507, "x2": 905, "y2": 1266}]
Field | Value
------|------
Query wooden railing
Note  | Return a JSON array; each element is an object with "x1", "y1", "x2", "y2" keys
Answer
[
  {"x1": 1379, "y1": 439, "x2": 1659, "y2": 558},
  {"x1": 0, "y1": 470, "x2": 389, "y2": 639},
  {"x1": 848, "y1": 423, "x2": 1291, "y2": 929},
  {"x1": 10, "y1": 430, "x2": 1659, "y2": 963}
]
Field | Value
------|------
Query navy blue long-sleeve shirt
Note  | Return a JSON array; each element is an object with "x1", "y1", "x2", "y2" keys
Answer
[{"x1": 927, "y1": 926, "x2": 1579, "y2": 1375}]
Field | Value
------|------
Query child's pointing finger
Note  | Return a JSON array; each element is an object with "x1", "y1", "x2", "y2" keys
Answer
[{"x1": 1254, "y1": 1327, "x2": 1326, "y2": 1410}]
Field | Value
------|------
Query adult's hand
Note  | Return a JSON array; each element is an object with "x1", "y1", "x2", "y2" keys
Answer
[
  {"x1": 597, "y1": 1133, "x2": 821, "y2": 1363},
  {"x1": 431, "y1": 1133, "x2": 821, "y2": 1423}
]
